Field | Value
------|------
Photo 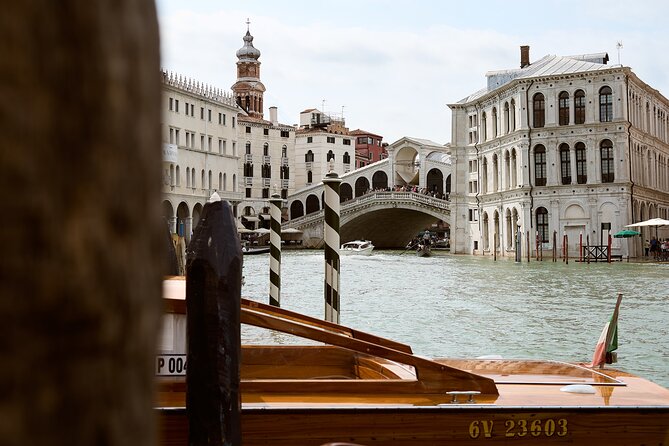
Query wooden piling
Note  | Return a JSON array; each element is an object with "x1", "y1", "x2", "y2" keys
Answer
[{"x1": 186, "y1": 197, "x2": 243, "y2": 446}]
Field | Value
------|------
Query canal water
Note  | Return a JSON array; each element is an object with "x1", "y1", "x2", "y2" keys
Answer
[{"x1": 241, "y1": 250, "x2": 669, "y2": 388}]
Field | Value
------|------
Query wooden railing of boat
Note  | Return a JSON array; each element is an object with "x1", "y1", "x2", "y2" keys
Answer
[{"x1": 160, "y1": 276, "x2": 499, "y2": 398}]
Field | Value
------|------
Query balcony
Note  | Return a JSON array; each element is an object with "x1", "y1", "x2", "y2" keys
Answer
[
  {"x1": 263, "y1": 155, "x2": 271, "y2": 164},
  {"x1": 281, "y1": 179, "x2": 289, "y2": 189},
  {"x1": 262, "y1": 178, "x2": 271, "y2": 188},
  {"x1": 344, "y1": 163, "x2": 351, "y2": 173},
  {"x1": 244, "y1": 176, "x2": 253, "y2": 186},
  {"x1": 281, "y1": 157, "x2": 289, "y2": 166},
  {"x1": 245, "y1": 154, "x2": 253, "y2": 163},
  {"x1": 305, "y1": 161, "x2": 313, "y2": 170}
]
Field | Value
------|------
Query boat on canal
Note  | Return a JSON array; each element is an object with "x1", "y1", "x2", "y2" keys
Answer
[
  {"x1": 157, "y1": 277, "x2": 669, "y2": 445},
  {"x1": 340, "y1": 240, "x2": 374, "y2": 256},
  {"x1": 415, "y1": 243, "x2": 431, "y2": 257},
  {"x1": 241, "y1": 241, "x2": 270, "y2": 255}
]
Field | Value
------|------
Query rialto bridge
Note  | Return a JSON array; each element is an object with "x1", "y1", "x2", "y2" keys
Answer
[{"x1": 280, "y1": 137, "x2": 453, "y2": 248}]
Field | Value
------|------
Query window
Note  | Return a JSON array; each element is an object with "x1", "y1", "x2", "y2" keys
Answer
[
  {"x1": 169, "y1": 97, "x2": 174, "y2": 111},
  {"x1": 262, "y1": 188, "x2": 269, "y2": 199},
  {"x1": 218, "y1": 113, "x2": 222, "y2": 125},
  {"x1": 263, "y1": 128, "x2": 269, "y2": 136},
  {"x1": 232, "y1": 117, "x2": 236, "y2": 127},
  {"x1": 280, "y1": 130, "x2": 289, "y2": 137},
  {"x1": 343, "y1": 138, "x2": 351, "y2": 146},
  {"x1": 246, "y1": 188, "x2": 252, "y2": 198},
  {"x1": 574, "y1": 90, "x2": 585, "y2": 124},
  {"x1": 263, "y1": 143, "x2": 269, "y2": 156},
  {"x1": 246, "y1": 126, "x2": 251, "y2": 134},
  {"x1": 558, "y1": 91, "x2": 569, "y2": 126},
  {"x1": 307, "y1": 136, "x2": 313, "y2": 143},
  {"x1": 175, "y1": 129, "x2": 179, "y2": 145},
  {"x1": 327, "y1": 136, "x2": 335, "y2": 144},
  {"x1": 343, "y1": 152, "x2": 351, "y2": 164},
  {"x1": 281, "y1": 145, "x2": 287, "y2": 158},
  {"x1": 208, "y1": 136, "x2": 212, "y2": 152},
  {"x1": 184, "y1": 102, "x2": 190, "y2": 116},
  {"x1": 599, "y1": 86, "x2": 613, "y2": 122},
  {"x1": 492, "y1": 107, "x2": 498, "y2": 138},
  {"x1": 190, "y1": 104, "x2": 194, "y2": 116},
  {"x1": 307, "y1": 171, "x2": 313, "y2": 184},
  {"x1": 232, "y1": 141, "x2": 236, "y2": 156},
  {"x1": 575, "y1": 142, "x2": 587, "y2": 184},
  {"x1": 357, "y1": 137, "x2": 365, "y2": 144},
  {"x1": 503, "y1": 102, "x2": 510, "y2": 134},
  {"x1": 327, "y1": 150, "x2": 335, "y2": 161},
  {"x1": 280, "y1": 165, "x2": 289, "y2": 180},
  {"x1": 559, "y1": 143, "x2": 571, "y2": 185},
  {"x1": 510, "y1": 99, "x2": 516, "y2": 131},
  {"x1": 536, "y1": 207, "x2": 549, "y2": 243},
  {"x1": 534, "y1": 144, "x2": 546, "y2": 186},
  {"x1": 244, "y1": 163, "x2": 253, "y2": 177},
  {"x1": 533, "y1": 93, "x2": 545, "y2": 128},
  {"x1": 261, "y1": 164, "x2": 271, "y2": 178},
  {"x1": 305, "y1": 150, "x2": 314, "y2": 162},
  {"x1": 481, "y1": 112, "x2": 487, "y2": 141},
  {"x1": 600, "y1": 139, "x2": 614, "y2": 183},
  {"x1": 368, "y1": 152, "x2": 373, "y2": 160},
  {"x1": 169, "y1": 128, "x2": 174, "y2": 144},
  {"x1": 208, "y1": 109, "x2": 211, "y2": 122},
  {"x1": 200, "y1": 135, "x2": 204, "y2": 150},
  {"x1": 245, "y1": 142, "x2": 251, "y2": 155}
]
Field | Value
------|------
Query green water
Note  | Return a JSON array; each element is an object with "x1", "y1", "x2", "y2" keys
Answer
[{"x1": 242, "y1": 251, "x2": 669, "y2": 387}]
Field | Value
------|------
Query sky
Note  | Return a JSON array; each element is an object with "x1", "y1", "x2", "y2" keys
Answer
[{"x1": 156, "y1": 0, "x2": 669, "y2": 145}]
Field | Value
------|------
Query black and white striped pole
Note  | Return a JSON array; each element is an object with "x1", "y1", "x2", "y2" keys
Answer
[
  {"x1": 269, "y1": 192, "x2": 282, "y2": 307},
  {"x1": 322, "y1": 170, "x2": 341, "y2": 323}
]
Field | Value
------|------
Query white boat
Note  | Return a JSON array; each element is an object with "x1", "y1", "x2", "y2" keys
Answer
[{"x1": 340, "y1": 240, "x2": 374, "y2": 256}]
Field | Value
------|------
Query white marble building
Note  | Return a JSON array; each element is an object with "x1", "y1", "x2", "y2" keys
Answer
[{"x1": 448, "y1": 46, "x2": 669, "y2": 258}]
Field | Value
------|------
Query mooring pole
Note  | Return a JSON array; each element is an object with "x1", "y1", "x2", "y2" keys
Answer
[
  {"x1": 579, "y1": 231, "x2": 583, "y2": 263},
  {"x1": 565, "y1": 232, "x2": 569, "y2": 264},
  {"x1": 587, "y1": 234, "x2": 591, "y2": 264},
  {"x1": 186, "y1": 194, "x2": 242, "y2": 446},
  {"x1": 269, "y1": 192, "x2": 282, "y2": 307},
  {"x1": 323, "y1": 171, "x2": 342, "y2": 323},
  {"x1": 553, "y1": 230, "x2": 557, "y2": 262},
  {"x1": 493, "y1": 231, "x2": 497, "y2": 261},
  {"x1": 607, "y1": 231, "x2": 612, "y2": 263},
  {"x1": 527, "y1": 230, "x2": 530, "y2": 262}
]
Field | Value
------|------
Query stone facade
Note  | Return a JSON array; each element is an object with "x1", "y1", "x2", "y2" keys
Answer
[{"x1": 448, "y1": 48, "x2": 669, "y2": 258}]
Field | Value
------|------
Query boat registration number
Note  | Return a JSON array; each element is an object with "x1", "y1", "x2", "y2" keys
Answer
[
  {"x1": 469, "y1": 418, "x2": 568, "y2": 439},
  {"x1": 156, "y1": 354, "x2": 187, "y2": 376}
]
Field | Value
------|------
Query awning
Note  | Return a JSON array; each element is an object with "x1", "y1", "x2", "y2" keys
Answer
[
  {"x1": 258, "y1": 214, "x2": 271, "y2": 220},
  {"x1": 242, "y1": 216, "x2": 259, "y2": 222}
]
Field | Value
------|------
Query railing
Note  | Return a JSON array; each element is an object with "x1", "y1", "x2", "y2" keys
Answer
[
  {"x1": 281, "y1": 179, "x2": 289, "y2": 189},
  {"x1": 305, "y1": 161, "x2": 313, "y2": 170},
  {"x1": 262, "y1": 155, "x2": 271, "y2": 164},
  {"x1": 245, "y1": 154, "x2": 253, "y2": 163},
  {"x1": 244, "y1": 176, "x2": 253, "y2": 186},
  {"x1": 582, "y1": 245, "x2": 616, "y2": 262},
  {"x1": 285, "y1": 191, "x2": 450, "y2": 229},
  {"x1": 281, "y1": 157, "x2": 289, "y2": 166},
  {"x1": 262, "y1": 178, "x2": 271, "y2": 188}
]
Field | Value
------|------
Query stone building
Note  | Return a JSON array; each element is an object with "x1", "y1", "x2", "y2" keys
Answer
[
  {"x1": 350, "y1": 129, "x2": 387, "y2": 168},
  {"x1": 231, "y1": 25, "x2": 296, "y2": 227},
  {"x1": 160, "y1": 71, "x2": 242, "y2": 240},
  {"x1": 448, "y1": 46, "x2": 669, "y2": 258},
  {"x1": 294, "y1": 109, "x2": 354, "y2": 189}
]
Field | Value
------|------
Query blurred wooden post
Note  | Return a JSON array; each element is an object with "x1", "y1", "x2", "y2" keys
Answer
[
  {"x1": 527, "y1": 230, "x2": 530, "y2": 262},
  {"x1": 553, "y1": 230, "x2": 557, "y2": 262},
  {"x1": 0, "y1": 1, "x2": 163, "y2": 444},
  {"x1": 587, "y1": 234, "x2": 591, "y2": 264},
  {"x1": 493, "y1": 232, "x2": 497, "y2": 261},
  {"x1": 565, "y1": 233, "x2": 569, "y2": 264},
  {"x1": 579, "y1": 232, "x2": 583, "y2": 263}
]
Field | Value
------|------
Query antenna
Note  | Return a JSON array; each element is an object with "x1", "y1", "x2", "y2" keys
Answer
[
  {"x1": 321, "y1": 99, "x2": 326, "y2": 113},
  {"x1": 616, "y1": 41, "x2": 623, "y2": 65},
  {"x1": 341, "y1": 105, "x2": 345, "y2": 120}
]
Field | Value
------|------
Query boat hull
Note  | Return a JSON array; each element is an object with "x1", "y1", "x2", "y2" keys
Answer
[
  {"x1": 339, "y1": 247, "x2": 374, "y2": 256},
  {"x1": 159, "y1": 406, "x2": 669, "y2": 445}
]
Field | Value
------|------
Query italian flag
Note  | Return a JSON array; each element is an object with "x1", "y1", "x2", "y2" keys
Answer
[{"x1": 590, "y1": 294, "x2": 623, "y2": 368}]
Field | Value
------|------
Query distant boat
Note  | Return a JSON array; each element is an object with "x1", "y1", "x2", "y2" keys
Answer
[
  {"x1": 340, "y1": 240, "x2": 374, "y2": 256},
  {"x1": 416, "y1": 243, "x2": 431, "y2": 257},
  {"x1": 241, "y1": 241, "x2": 270, "y2": 255}
]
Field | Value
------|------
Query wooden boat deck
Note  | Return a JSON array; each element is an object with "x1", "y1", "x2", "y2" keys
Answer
[{"x1": 158, "y1": 276, "x2": 669, "y2": 445}]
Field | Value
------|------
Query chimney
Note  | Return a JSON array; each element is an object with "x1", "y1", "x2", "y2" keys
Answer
[
  {"x1": 520, "y1": 45, "x2": 530, "y2": 68},
  {"x1": 269, "y1": 106, "x2": 278, "y2": 125}
]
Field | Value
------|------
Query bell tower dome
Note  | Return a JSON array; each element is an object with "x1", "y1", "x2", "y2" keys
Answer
[{"x1": 231, "y1": 19, "x2": 266, "y2": 119}]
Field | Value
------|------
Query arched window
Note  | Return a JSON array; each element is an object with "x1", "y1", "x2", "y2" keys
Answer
[
  {"x1": 574, "y1": 90, "x2": 585, "y2": 124},
  {"x1": 245, "y1": 141, "x2": 251, "y2": 154},
  {"x1": 343, "y1": 152, "x2": 351, "y2": 164},
  {"x1": 282, "y1": 145, "x2": 287, "y2": 158},
  {"x1": 533, "y1": 93, "x2": 545, "y2": 128},
  {"x1": 186, "y1": 167, "x2": 191, "y2": 187},
  {"x1": 307, "y1": 170, "x2": 313, "y2": 184},
  {"x1": 232, "y1": 174, "x2": 236, "y2": 192},
  {"x1": 327, "y1": 150, "x2": 335, "y2": 161},
  {"x1": 218, "y1": 172, "x2": 222, "y2": 190},
  {"x1": 600, "y1": 139, "x2": 614, "y2": 182},
  {"x1": 305, "y1": 150, "x2": 314, "y2": 162},
  {"x1": 559, "y1": 143, "x2": 571, "y2": 185},
  {"x1": 575, "y1": 142, "x2": 587, "y2": 184},
  {"x1": 492, "y1": 107, "x2": 498, "y2": 138},
  {"x1": 599, "y1": 86, "x2": 613, "y2": 122},
  {"x1": 481, "y1": 112, "x2": 487, "y2": 141},
  {"x1": 536, "y1": 207, "x2": 549, "y2": 243},
  {"x1": 191, "y1": 167, "x2": 195, "y2": 188},
  {"x1": 175, "y1": 165, "x2": 180, "y2": 186},
  {"x1": 503, "y1": 102, "x2": 510, "y2": 134},
  {"x1": 534, "y1": 144, "x2": 546, "y2": 186},
  {"x1": 201, "y1": 169, "x2": 205, "y2": 190},
  {"x1": 263, "y1": 142, "x2": 269, "y2": 156},
  {"x1": 223, "y1": 173, "x2": 227, "y2": 191},
  {"x1": 558, "y1": 91, "x2": 569, "y2": 126},
  {"x1": 510, "y1": 99, "x2": 516, "y2": 131},
  {"x1": 169, "y1": 164, "x2": 175, "y2": 186}
]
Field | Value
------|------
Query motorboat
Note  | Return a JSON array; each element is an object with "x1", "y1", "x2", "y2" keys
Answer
[
  {"x1": 241, "y1": 240, "x2": 270, "y2": 255},
  {"x1": 340, "y1": 240, "x2": 374, "y2": 256},
  {"x1": 157, "y1": 277, "x2": 669, "y2": 445}
]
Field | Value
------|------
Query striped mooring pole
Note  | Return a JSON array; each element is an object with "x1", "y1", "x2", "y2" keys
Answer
[
  {"x1": 269, "y1": 192, "x2": 282, "y2": 307},
  {"x1": 322, "y1": 171, "x2": 341, "y2": 323}
]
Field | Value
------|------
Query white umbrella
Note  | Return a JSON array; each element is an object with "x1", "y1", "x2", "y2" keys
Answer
[
  {"x1": 625, "y1": 218, "x2": 669, "y2": 227},
  {"x1": 255, "y1": 228, "x2": 270, "y2": 234},
  {"x1": 283, "y1": 228, "x2": 303, "y2": 234}
]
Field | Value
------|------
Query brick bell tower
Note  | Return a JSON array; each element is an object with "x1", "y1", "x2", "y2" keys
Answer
[{"x1": 231, "y1": 20, "x2": 266, "y2": 119}]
